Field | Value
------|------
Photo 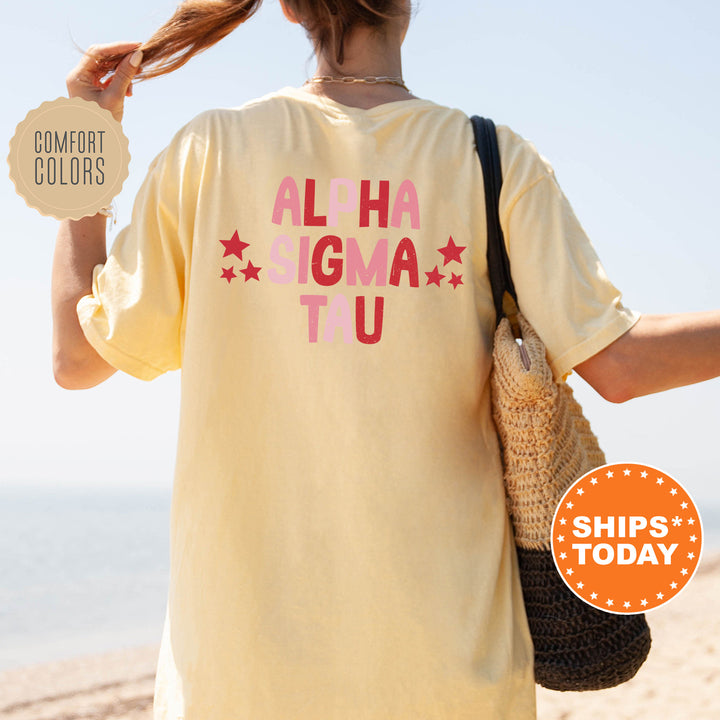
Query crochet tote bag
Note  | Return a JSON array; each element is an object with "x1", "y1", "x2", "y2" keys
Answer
[{"x1": 471, "y1": 116, "x2": 652, "y2": 691}]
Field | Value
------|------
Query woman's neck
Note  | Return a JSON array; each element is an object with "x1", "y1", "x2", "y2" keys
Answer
[{"x1": 304, "y1": 24, "x2": 413, "y2": 109}]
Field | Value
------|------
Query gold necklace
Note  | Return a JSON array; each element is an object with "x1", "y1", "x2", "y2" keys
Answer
[{"x1": 305, "y1": 75, "x2": 410, "y2": 92}]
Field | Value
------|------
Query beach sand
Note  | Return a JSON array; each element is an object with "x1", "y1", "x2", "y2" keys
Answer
[{"x1": 1, "y1": 554, "x2": 718, "y2": 720}]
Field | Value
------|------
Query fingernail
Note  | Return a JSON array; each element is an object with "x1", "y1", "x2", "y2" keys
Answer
[{"x1": 130, "y1": 49, "x2": 143, "y2": 68}]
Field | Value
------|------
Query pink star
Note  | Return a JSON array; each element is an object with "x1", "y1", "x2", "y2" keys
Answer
[
  {"x1": 221, "y1": 266, "x2": 236, "y2": 284},
  {"x1": 448, "y1": 273, "x2": 463, "y2": 289},
  {"x1": 425, "y1": 265, "x2": 446, "y2": 286},
  {"x1": 240, "y1": 260, "x2": 261, "y2": 282},
  {"x1": 437, "y1": 236, "x2": 466, "y2": 266},
  {"x1": 220, "y1": 230, "x2": 250, "y2": 261}
]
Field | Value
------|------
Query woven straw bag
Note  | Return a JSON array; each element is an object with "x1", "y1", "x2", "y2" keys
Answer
[{"x1": 472, "y1": 116, "x2": 652, "y2": 691}]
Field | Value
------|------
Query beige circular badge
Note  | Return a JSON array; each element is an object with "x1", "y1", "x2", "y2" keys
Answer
[{"x1": 8, "y1": 97, "x2": 130, "y2": 220}]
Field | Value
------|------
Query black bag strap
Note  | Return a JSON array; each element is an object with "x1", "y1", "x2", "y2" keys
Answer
[{"x1": 471, "y1": 116, "x2": 520, "y2": 329}]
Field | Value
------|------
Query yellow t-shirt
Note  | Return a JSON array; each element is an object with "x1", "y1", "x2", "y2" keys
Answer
[{"x1": 78, "y1": 87, "x2": 639, "y2": 720}]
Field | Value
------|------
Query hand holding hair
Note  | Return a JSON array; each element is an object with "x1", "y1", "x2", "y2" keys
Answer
[{"x1": 65, "y1": 41, "x2": 143, "y2": 122}]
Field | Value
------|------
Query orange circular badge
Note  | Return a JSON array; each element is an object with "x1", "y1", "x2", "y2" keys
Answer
[{"x1": 551, "y1": 462, "x2": 703, "y2": 614}]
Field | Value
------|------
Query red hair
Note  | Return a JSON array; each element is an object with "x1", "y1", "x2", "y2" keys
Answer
[{"x1": 98, "y1": 0, "x2": 408, "y2": 81}]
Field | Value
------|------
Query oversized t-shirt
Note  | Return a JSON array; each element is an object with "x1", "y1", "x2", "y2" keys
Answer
[{"x1": 78, "y1": 87, "x2": 639, "y2": 720}]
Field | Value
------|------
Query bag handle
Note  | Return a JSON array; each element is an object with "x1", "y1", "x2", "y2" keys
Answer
[{"x1": 471, "y1": 116, "x2": 521, "y2": 332}]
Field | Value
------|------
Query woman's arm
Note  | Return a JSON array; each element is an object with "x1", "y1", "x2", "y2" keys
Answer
[
  {"x1": 575, "y1": 311, "x2": 720, "y2": 403},
  {"x1": 52, "y1": 215, "x2": 116, "y2": 388},
  {"x1": 52, "y1": 43, "x2": 142, "y2": 389}
]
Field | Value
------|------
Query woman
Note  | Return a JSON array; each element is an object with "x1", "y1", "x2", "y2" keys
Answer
[{"x1": 53, "y1": 1, "x2": 720, "y2": 719}]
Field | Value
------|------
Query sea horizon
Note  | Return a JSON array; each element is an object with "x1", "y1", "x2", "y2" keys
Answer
[{"x1": 1, "y1": 480, "x2": 718, "y2": 673}]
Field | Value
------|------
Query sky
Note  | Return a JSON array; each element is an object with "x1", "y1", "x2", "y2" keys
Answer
[{"x1": 2, "y1": 1, "x2": 720, "y2": 523}]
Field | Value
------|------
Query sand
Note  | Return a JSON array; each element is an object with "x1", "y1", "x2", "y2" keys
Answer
[{"x1": 1, "y1": 554, "x2": 718, "y2": 720}]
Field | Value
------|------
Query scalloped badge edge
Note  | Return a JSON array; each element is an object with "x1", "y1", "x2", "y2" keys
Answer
[{"x1": 7, "y1": 97, "x2": 131, "y2": 221}]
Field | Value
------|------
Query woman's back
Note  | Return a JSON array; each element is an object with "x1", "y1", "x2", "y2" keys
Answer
[{"x1": 77, "y1": 87, "x2": 638, "y2": 718}]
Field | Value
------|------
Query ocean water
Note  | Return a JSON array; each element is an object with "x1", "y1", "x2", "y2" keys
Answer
[
  {"x1": 0, "y1": 483, "x2": 171, "y2": 671},
  {"x1": 1, "y1": 482, "x2": 718, "y2": 673}
]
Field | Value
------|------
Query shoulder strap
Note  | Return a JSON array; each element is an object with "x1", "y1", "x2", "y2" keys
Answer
[{"x1": 470, "y1": 116, "x2": 519, "y2": 327}]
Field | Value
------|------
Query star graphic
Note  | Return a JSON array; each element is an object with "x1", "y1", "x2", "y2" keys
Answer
[
  {"x1": 688, "y1": 518, "x2": 695, "y2": 526},
  {"x1": 556, "y1": 534, "x2": 565, "y2": 542},
  {"x1": 448, "y1": 273, "x2": 463, "y2": 289},
  {"x1": 559, "y1": 517, "x2": 567, "y2": 525},
  {"x1": 641, "y1": 471, "x2": 648, "y2": 478},
  {"x1": 240, "y1": 260, "x2": 261, "y2": 282},
  {"x1": 437, "y1": 236, "x2": 466, "y2": 265},
  {"x1": 606, "y1": 599, "x2": 614, "y2": 607},
  {"x1": 623, "y1": 601, "x2": 631, "y2": 608},
  {"x1": 577, "y1": 488, "x2": 584, "y2": 495},
  {"x1": 672, "y1": 515, "x2": 682, "y2": 527},
  {"x1": 221, "y1": 266, "x2": 236, "y2": 284},
  {"x1": 590, "y1": 592, "x2": 598, "y2": 600},
  {"x1": 687, "y1": 552, "x2": 695, "y2": 559},
  {"x1": 656, "y1": 592, "x2": 664, "y2": 600},
  {"x1": 559, "y1": 552, "x2": 567, "y2": 559},
  {"x1": 576, "y1": 581, "x2": 584, "y2": 589},
  {"x1": 566, "y1": 568, "x2": 574, "y2": 576},
  {"x1": 670, "y1": 488, "x2": 678, "y2": 496},
  {"x1": 590, "y1": 477, "x2": 598, "y2": 485},
  {"x1": 566, "y1": 501, "x2": 574, "y2": 509},
  {"x1": 220, "y1": 230, "x2": 250, "y2": 261},
  {"x1": 623, "y1": 469, "x2": 631, "y2": 476},
  {"x1": 681, "y1": 568, "x2": 688, "y2": 576},
  {"x1": 681, "y1": 502, "x2": 688, "y2": 509},
  {"x1": 690, "y1": 535, "x2": 697, "y2": 542},
  {"x1": 640, "y1": 598, "x2": 648, "y2": 607},
  {"x1": 425, "y1": 265, "x2": 446, "y2": 286},
  {"x1": 656, "y1": 478, "x2": 664, "y2": 485},
  {"x1": 606, "y1": 470, "x2": 614, "y2": 478},
  {"x1": 670, "y1": 582, "x2": 678, "y2": 589}
]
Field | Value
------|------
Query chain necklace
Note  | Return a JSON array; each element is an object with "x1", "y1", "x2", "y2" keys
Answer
[{"x1": 305, "y1": 75, "x2": 410, "y2": 92}]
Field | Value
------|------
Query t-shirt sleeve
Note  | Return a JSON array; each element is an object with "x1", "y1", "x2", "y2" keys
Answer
[
  {"x1": 497, "y1": 128, "x2": 640, "y2": 380},
  {"x1": 76, "y1": 125, "x2": 200, "y2": 381}
]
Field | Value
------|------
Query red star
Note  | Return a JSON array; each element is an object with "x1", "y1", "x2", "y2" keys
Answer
[
  {"x1": 425, "y1": 265, "x2": 446, "y2": 286},
  {"x1": 221, "y1": 266, "x2": 236, "y2": 284},
  {"x1": 220, "y1": 230, "x2": 249, "y2": 261},
  {"x1": 437, "y1": 236, "x2": 466, "y2": 266},
  {"x1": 448, "y1": 273, "x2": 463, "y2": 289},
  {"x1": 240, "y1": 260, "x2": 261, "y2": 282}
]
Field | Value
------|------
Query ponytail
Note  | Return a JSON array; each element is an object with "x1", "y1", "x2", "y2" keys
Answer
[
  {"x1": 136, "y1": 0, "x2": 263, "y2": 79},
  {"x1": 97, "y1": 0, "x2": 263, "y2": 81},
  {"x1": 97, "y1": 0, "x2": 407, "y2": 81}
]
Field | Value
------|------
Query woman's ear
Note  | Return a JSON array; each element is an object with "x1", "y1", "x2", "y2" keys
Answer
[{"x1": 279, "y1": 0, "x2": 300, "y2": 24}]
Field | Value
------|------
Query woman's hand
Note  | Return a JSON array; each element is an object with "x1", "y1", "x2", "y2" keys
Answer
[{"x1": 65, "y1": 41, "x2": 143, "y2": 122}]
